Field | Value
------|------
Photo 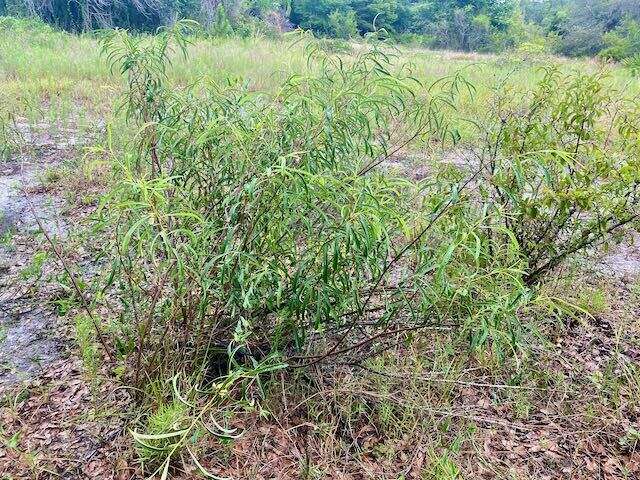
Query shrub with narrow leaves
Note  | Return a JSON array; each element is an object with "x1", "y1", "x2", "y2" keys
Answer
[
  {"x1": 99, "y1": 26, "x2": 528, "y2": 380},
  {"x1": 475, "y1": 67, "x2": 640, "y2": 285}
]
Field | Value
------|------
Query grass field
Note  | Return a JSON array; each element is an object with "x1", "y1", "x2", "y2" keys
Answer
[
  {"x1": 1, "y1": 17, "x2": 640, "y2": 480},
  {"x1": 2, "y1": 18, "x2": 638, "y2": 144}
]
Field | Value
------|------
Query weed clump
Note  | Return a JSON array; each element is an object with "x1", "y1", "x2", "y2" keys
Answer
[{"x1": 99, "y1": 25, "x2": 640, "y2": 383}]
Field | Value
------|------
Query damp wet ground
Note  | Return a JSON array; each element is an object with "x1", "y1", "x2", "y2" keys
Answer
[
  {"x1": 599, "y1": 234, "x2": 640, "y2": 282},
  {"x1": 0, "y1": 153, "x2": 68, "y2": 390}
]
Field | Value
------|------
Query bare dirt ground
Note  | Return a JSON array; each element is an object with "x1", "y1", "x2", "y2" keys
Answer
[
  {"x1": 0, "y1": 132, "x2": 134, "y2": 479},
  {"x1": 0, "y1": 154, "x2": 66, "y2": 387}
]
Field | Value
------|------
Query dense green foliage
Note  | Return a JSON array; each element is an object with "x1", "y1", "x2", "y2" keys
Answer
[
  {"x1": 522, "y1": 0, "x2": 640, "y2": 57},
  {"x1": 97, "y1": 24, "x2": 640, "y2": 380},
  {"x1": 478, "y1": 67, "x2": 640, "y2": 285},
  {"x1": 90, "y1": 28, "x2": 640, "y2": 472},
  {"x1": 2, "y1": 0, "x2": 640, "y2": 57},
  {"x1": 101, "y1": 25, "x2": 523, "y2": 378}
]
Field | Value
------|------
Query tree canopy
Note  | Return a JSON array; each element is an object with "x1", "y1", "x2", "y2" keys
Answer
[{"x1": 2, "y1": 0, "x2": 640, "y2": 58}]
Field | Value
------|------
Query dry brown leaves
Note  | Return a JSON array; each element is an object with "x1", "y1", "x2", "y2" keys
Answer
[{"x1": 0, "y1": 357, "x2": 134, "y2": 479}]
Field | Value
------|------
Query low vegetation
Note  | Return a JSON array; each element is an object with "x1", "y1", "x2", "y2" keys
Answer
[{"x1": 1, "y1": 13, "x2": 640, "y2": 480}]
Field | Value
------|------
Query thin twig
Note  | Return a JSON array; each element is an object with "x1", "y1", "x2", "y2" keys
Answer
[{"x1": 24, "y1": 192, "x2": 114, "y2": 361}]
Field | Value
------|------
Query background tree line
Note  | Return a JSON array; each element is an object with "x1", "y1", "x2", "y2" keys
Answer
[{"x1": 1, "y1": 0, "x2": 639, "y2": 59}]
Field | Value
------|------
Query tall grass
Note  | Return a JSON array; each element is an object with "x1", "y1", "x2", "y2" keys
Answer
[{"x1": 3, "y1": 15, "x2": 638, "y2": 154}]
